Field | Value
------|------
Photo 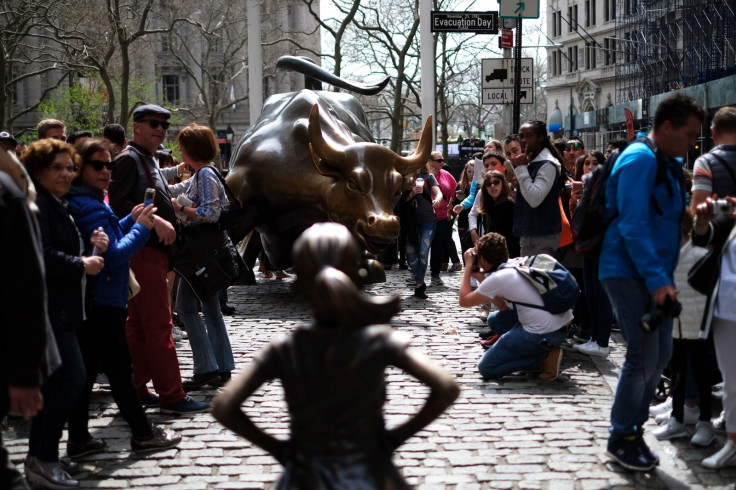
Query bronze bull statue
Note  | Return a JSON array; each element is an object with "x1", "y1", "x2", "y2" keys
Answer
[{"x1": 227, "y1": 57, "x2": 433, "y2": 281}]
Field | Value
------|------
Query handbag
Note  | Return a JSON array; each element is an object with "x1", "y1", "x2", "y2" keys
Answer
[
  {"x1": 687, "y1": 246, "x2": 719, "y2": 295},
  {"x1": 209, "y1": 168, "x2": 244, "y2": 230},
  {"x1": 128, "y1": 267, "x2": 141, "y2": 299},
  {"x1": 172, "y1": 223, "x2": 248, "y2": 302}
]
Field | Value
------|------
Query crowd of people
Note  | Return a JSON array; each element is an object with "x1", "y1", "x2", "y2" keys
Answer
[{"x1": 2, "y1": 92, "x2": 736, "y2": 489}]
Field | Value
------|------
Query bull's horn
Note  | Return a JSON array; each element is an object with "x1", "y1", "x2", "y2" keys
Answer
[
  {"x1": 308, "y1": 104, "x2": 347, "y2": 168},
  {"x1": 396, "y1": 115, "x2": 433, "y2": 175}
]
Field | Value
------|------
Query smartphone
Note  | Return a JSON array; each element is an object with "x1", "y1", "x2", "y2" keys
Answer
[
  {"x1": 572, "y1": 181, "x2": 583, "y2": 192},
  {"x1": 144, "y1": 187, "x2": 156, "y2": 207}
]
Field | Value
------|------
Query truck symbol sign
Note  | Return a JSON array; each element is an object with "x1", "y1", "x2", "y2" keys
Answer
[{"x1": 484, "y1": 68, "x2": 508, "y2": 83}]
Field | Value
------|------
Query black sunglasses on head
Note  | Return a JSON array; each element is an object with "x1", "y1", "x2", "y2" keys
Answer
[
  {"x1": 88, "y1": 160, "x2": 116, "y2": 171},
  {"x1": 139, "y1": 119, "x2": 171, "y2": 130}
]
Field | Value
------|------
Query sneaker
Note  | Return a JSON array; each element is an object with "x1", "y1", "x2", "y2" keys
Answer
[
  {"x1": 448, "y1": 262, "x2": 462, "y2": 272},
  {"x1": 174, "y1": 325, "x2": 188, "y2": 339},
  {"x1": 182, "y1": 371, "x2": 221, "y2": 391},
  {"x1": 66, "y1": 437, "x2": 107, "y2": 458},
  {"x1": 655, "y1": 405, "x2": 700, "y2": 425},
  {"x1": 440, "y1": 263, "x2": 449, "y2": 271},
  {"x1": 606, "y1": 435, "x2": 658, "y2": 472},
  {"x1": 576, "y1": 341, "x2": 611, "y2": 357},
  {"x1": 24, "y1": 456, "x2": 79, "y2": 489},
  {"x1": 159, "y1": 396, "x2": 210, "y2": 414},
  {"x1": 702, "y1": 440, "x2": 736, "y2": 469},
  {"x1": 263, "y1": 271, "x2": 274, "y2": 279},
  {"x1": 538, "y1": 348, "x2": 563, "y2": 381},
  {"x1": 653, "y1": 417, "x2": 688, "y2": 440},
  {"x1": 430, "y1": 274, "x2": 444, "y2": 286},
  {"x1": 636, "y1": 429, "x2": 660, "y2": 465},
  {"x1": 131, "y1": 424, "x2": 182, "y2": 453},
  {"x1": 171, "y1": 326, "x2": 182, "y2": 343},
  {"x1": 713, "y1": 410, "x2": 726, "y2": 433},
  {"x1": 649, "y1": 397, "x2": 672, "y2": 417},
  {"x1": 572, "y1": 340, "x2": 594, "y2": 352},
  {"x1": 480, "y1": 334, "x2": 501, "y2": 350},
  {"x1": 274, "y1": 270, "x2": 290, "y2": 279},
  {"x1": 208, "y1": 371, "x2": 232, "y2": 388},
  {"x1": 139, "y1": 393, "x2": 159, "y2": 407},
  {"x1": 691, "y1": 421, "x2": 716, "y2": 447}
]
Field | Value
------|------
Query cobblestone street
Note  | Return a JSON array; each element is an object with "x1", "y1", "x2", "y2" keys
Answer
[{"x1": 4, "y1": 267, "x2": 735, "y2": 489}]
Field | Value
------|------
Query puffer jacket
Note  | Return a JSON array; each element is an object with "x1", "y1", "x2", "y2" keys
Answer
[{"x1": 67, "y1": 184, "x2": 150, "y2": 309}]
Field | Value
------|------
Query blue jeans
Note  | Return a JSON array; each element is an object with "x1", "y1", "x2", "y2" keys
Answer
[
  {"x1": 602, "y1": 278, "x2": 673, "y2": 437},
  {"x1": 406, "y1": 221, "x2": 435, "y2": 285},
  {"x1": 28, "y1": 329, "x2": 86, "y2": 462},
  {"x1": 176, "y1": 280, "x2": 235, "y2": 375},
  {"x1": 478, "y1": 309, "x2": 567, "y2": 378}
]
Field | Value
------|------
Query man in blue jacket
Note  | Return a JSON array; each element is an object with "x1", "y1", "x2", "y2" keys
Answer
[{"x1": 599, "y1": 93, "x2": 705, "y2": 471}]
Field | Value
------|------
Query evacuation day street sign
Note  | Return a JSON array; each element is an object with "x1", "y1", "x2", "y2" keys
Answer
[{"x1": 430, "y1": 11, "x2": 499, "y2": 34}]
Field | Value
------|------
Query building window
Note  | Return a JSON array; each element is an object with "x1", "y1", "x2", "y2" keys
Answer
[
  {"x1": 552, "y1": 11, "x2": 558, "y2": 37},
  {"x1": 585, "y1": 0, "x2": 591, "y2": 27},
  {"x1": 591, "y1": 0, "x2": 596, "y2": 26},
  {"x1": 604, "y1": 0, "x2": 616, "y2": 21},
  {"x1": 568, "y1": 6, "x2": 573, "y2": 32},
  {"x1": 604, "y1": 38, "x2": 616, "y2": 65},
  {"x1": 161, "y1": 34, "x2": 169, "y2": 52},
  {"x1": 585, "y1": 43, "x2": 596, "y2": 69},
  {"x1": 568, "y1": 46, "x2": 579, "y2": 72},
  {"x1": 162, "y1": 75, "x2": 179, "y2": 104},
  {"x1": 557, "y1": 49, "x2": 563, "y2": 74},
  {"x1": 573, "y1": 5, "x2": 578, "y2": 30},
  {"x1": 557, "y1": 11, "x2": 562, "y2": 35}
]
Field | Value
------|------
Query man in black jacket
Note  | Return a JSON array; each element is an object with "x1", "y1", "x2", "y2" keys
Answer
[{"x1": 109, "y1": 104, "x2": 208, "y2": 414}]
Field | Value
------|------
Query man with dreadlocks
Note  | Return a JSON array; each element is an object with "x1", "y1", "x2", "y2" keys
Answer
[{"x1": 509, "y1": 120, "x2": 564, "y2": 256}]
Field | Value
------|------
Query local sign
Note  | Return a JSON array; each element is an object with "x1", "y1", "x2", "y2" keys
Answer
[
  {"x1": 481, "y1": 58, "x2": 534, "y2": 105},
  {"x1": 430, "y1": 11, "x2": 499, "y2": 34}
]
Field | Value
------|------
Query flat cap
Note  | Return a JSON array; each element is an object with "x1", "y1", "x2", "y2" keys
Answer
[
  {"x1": 133, "y1": 104, "x2": 171, "y2": 122},
  {"x1": 0, "y1": 131, "x2": 17, "y2": 145}
]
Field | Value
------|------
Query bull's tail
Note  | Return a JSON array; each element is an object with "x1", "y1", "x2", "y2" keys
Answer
[{"x1": 276, "y1": 56, "x2": 390, "y2": 95}]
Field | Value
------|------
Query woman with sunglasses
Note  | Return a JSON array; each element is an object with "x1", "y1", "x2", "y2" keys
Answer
[
  {"x1": 66, "y1": 139, "x2": 181, "y2": 459},
  {"x1": 468, "y1": 170, "x2": 520, "y2": 259}
]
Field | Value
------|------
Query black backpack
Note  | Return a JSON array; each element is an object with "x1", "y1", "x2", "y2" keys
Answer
[{"x1": 570, "y1": 137, "x2": 672, "y2": 257}]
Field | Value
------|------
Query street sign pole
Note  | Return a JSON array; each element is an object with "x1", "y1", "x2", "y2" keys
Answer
[{"x1": 513, "y1": 17, "x2": 522, "y2": 133}]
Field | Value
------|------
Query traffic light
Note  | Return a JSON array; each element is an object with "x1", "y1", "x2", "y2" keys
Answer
[
  {"x1": 479, "y1": 123, "x2": 485, "y2": 132},
  {"x1": 463, "y1": 123, "x2": 468, "y2": 132}
]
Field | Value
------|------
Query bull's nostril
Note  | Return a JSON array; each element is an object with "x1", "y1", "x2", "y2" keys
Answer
[{"x1": 367, "y1": 215, "x2": 378, "y2": 226}]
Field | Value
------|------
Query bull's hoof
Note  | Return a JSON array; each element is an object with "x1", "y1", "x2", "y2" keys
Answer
[{"x1": 360, "y1": 258, "x2": 386, "y2": 284}]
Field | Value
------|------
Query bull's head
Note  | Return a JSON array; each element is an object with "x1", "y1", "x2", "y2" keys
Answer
[{"x1": 307, "y1": 104, "x2": 433, "y2": 253}]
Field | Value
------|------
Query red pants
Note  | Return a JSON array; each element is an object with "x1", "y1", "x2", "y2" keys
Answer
[{"x1": 127, "y1": 247, "x2": 185, "y2": 406}]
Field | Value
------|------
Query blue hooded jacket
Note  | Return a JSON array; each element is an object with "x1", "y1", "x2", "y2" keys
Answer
[
  {"x1": 598, "y1": 139, "x2": 685, "y2": 292},
  {"x1": 67, "y1": 184, "x2": 151, "y2": 309}
]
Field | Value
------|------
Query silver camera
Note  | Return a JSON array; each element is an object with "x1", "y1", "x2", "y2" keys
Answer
[{"x1": 709, "y1": 199, "x2": 734, "y2": 216}]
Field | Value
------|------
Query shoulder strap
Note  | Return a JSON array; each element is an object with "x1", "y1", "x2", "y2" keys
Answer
[
  {"x1": 123, "y1": 146, "x2": 155, "y2": 188},
  {"x1": 200, "y1": 165, "x2": 240, "y2": 204}
]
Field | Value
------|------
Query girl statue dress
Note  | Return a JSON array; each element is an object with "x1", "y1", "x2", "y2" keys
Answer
[{"x1": 213, "y1": 223, "x2": 459, "y2": 489}]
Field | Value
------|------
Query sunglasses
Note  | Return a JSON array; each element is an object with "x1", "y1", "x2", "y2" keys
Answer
[
  {"x1": 566, "y1": 142, "x2": 582, "y2": 150},
  {"x1": 88, "y1": 160, "x2": 116, "y2": 171},
  {"x1": 487, "y1": 180, "x2": 503, "y2": 187},
  {"x1": 431, "y1": 158, "x2": 445, "y2": 162},
  {"x1": 139, "y1": 119, "x2": 171, "y2": 130}
]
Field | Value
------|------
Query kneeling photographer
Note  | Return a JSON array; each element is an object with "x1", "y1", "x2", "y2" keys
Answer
[{"x1": 692, "y1": 195, "x2": 736, "y2": 469}]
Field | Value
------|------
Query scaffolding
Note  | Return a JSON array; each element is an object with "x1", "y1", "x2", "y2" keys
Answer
[{"x1": 614, "y1": 0, "x2": 736, "y2": 104}]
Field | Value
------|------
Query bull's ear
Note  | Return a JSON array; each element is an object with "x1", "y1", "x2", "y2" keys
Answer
[{"x1": 309, "y1": 143, "x2": 343, "y2": 178}]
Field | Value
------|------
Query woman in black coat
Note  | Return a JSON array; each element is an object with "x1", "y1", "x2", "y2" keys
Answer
[{"x1": 21, "y1": 139, "x2": 107, "y2": 489}]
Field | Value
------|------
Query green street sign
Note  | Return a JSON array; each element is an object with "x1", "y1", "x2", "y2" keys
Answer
[{"x1": 499, "y1": 0, "x2": 540, "y2": 19}]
